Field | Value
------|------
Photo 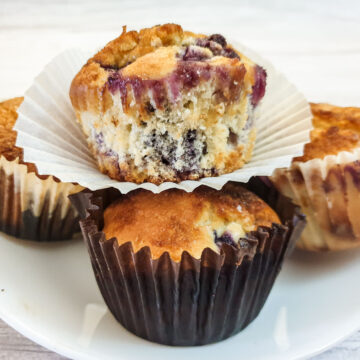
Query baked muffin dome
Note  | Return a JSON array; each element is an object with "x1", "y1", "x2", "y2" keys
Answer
[
  {"x1": 293, "y1": 103, "x2": 360, "y2": 163},
  {"x1": 0, "y1": 97, "x2": 43, "y2": 176},
  {"x1": 0, "y1": 98, "x2": 28, "y2": 161},
  {"x1": 103, "y1": 183, "x2": 279, "y2": 261},
  {"x1": 70, "y1": 24, "x2": 267, "y2": 184},
  {"x1": 272, "y1": 103, "x2": 360, "y2": 251}
]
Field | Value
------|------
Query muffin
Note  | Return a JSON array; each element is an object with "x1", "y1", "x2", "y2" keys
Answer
[
  {"x1": 0, "y1": 97, "x2": 83, "y2": 241},
  {"x1": 70, "y1": 24, "x2": 267, "y2": 184},
  {"x1": 70, "y1": 179, "x2": 305, "y2": 345},
  {"x1": 272, "y1": 103, "x2": 360, "y2": 251},
  {"x1": 103, "y1": 184, "x2": 280, "y2": 261}
]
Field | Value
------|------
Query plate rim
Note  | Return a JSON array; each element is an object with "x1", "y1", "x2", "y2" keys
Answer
[
  {"x1": 1, "y1": 280, "x2": 360, "y2": 359},
  {"x1": 1, "y1": 232, "x2": 360, "y2": 360},
  {"x1": 2, "y1": 296, "x2": 360, "y2": 360}
]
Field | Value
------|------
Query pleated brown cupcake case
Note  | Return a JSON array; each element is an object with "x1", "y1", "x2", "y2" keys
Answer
[
  {"x1": 272, "y1": 153, "x2": 360, "y2": 251},
  {"x1": 0, "y1": 156, "x2": 83, "y2": 241},
  {"x1": 70, "y1": 178, "x2": 305, "y2": 345}
]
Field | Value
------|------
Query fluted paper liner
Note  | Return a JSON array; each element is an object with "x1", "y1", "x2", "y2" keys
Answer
[
  {"x1": 70, "y1": 178, "x2": 305, "y2": 345},
  {"x1": 0, "y1": 155, "x2": 83, "y2": 241},
  {"x1": 14, "y1": 40, "x2": 312, "y2": 193},
  {"x1": 272, "y1": 148, "x2": 360, "y2": 251}
]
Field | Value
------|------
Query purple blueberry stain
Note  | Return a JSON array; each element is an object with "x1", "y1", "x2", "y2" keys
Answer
[
  {"x1": 168, "y1": 75, "x2": 180, "y2": 102},
  {"x1": 107, "y1": 72, "x2": 129, "y2": 109},
  {"x1": 222, "y1": 47, "x2": 240, "y2": 59},
  {"x1": 214, "y1": 230, "x2": 237, "y2": 247},
  {"x1": 144, "y1": 129, "x2": 205, "y2": 172},
  {"x1": 104, "y1": 35, "x2": 248, "y2": 110},
  {"x1": 251, "y1": 65, "x2": 267, "y2": 107},
  {"x1": 106, "y1": 71, "x2": 120, "y2": 92},
  {"x1": 195, "y1": 34, "x2": 240, "y2": 60},
  {"x1": 131, "y1": 77, "x2": 145, "y2": 103},
  {"x1": 208, "y1": 34, "x2": 227, "y2": 48},
  {"x1": 195, "y1": 38, "x2": 210, "y2": 48},
  {"x1": 182, "y1": 46, "x2": 211, "y2": 61},
  {"x1": 175, "y1": 64, "x2": 201, "y2": 89},
  {"x1": 145, "y1": 130, "x2": 177, "y2": 166},
  {"x1": 95, "y1": 132, "x2": 104, "y2": 147},
  {"x1": 106, "y1": 63, "x2": 213, "y2": 109},
  {"x1": 196, "y1": 38, "x2": 223, "y2": 56},
  {"x1": 106, "y1": 61, "x2": 246, "y2": 109},
  {"x1": 95, "y1": 132, "x2": 118, "y2": 158},
  {"x1": 181, "y1": 129, "x2": 205, "y2": 171},
  {"x1": 149, "y1": 80, "x2": 167, "y2": 109},
  {"x1": 104, "y1": 148, "x2": 118, "y2": 158}
]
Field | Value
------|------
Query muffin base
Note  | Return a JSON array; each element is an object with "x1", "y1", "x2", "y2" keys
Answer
[
  {"x1": 0, "y1": 156, "x2": 83, "y2": 241},
  {"x1": 70, "y1": 178, "x2": 305, "y2": 345},
  {"x1": 272, "y1": 149, "x2": 360, "y2": 251}
]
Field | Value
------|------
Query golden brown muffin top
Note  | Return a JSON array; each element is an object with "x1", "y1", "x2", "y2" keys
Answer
[
  {"x1": 103, "y1": 183, "x2": 280, "y2": 261},
  {"x1": 0, "y1": 97, "x2": 50, "y2": 176},
  {"x1": 294, "y1": 103, "x2": 360, "y2": 163},
  {"x1": 0, "y1": 97, "x2": 24, "y2": 162},
  {"x1": 93, "y1": 24, "x2": 187, "y2": 70},
  {"x1": 70, "y1": 24, "x2": 258, "y2": 113},
  {"x1": 70, "y1": 24, "x2": 188, "y2": 108}
]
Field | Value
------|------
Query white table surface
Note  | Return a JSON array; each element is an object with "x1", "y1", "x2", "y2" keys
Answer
[{"x1": 0, "y1": 0, "x2": 360, "y2": 359}]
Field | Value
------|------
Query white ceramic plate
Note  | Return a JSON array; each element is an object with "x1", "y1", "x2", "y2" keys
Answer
[{"x1": 0, "y1": 232, "x2": 360, "y2": 360}]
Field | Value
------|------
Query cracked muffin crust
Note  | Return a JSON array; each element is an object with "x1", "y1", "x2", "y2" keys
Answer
[
  {"x1": 103, "y1": 182, "x2": 279, "y2": 261},
  {"x1": 70, "y1": 24, "x2": 267, "y2": 184},
  {"x1": 272, "y1": 103, "x2": 360, "y2": 251},
  {"x1": 0, "y1": 97, "x2": 56, "y2": 177},
  {"x1": 293, "y1": 103, "x2": 360, "y2": 163},
  {"x1": 0, "y1": 98, "x2": 31, "y2": 163}
]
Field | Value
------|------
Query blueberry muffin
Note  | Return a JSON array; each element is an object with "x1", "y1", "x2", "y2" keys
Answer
[
  {"x1": 0, "y1": 97, "x2": 83, "y2": 241},
  {"x1": 272, "y1": 103, "x2": 360, "y2": 251},
  {"x1": 103, "y1": 184, "x2": 279, "y2": 261},
  {"x1": 70, "y1": 24, "x2": 266, "y2": 184},
  {"x1": 71, "y1": 180, "x2": 304, "y2": 345}
]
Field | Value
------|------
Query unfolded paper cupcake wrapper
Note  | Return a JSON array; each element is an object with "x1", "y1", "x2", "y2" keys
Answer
[
  {"x1": 14, "y1": 39, "x2": 312, "y2": 194},
  {"x1": 70, "y1": 178, "x2": 305, "y2": 345},
  {"x1": 272, "y1": 148, "x2": 360, "y2": 251},
  {"x1": 0, "y1": 155, "x2": 83, "y2": 241}
]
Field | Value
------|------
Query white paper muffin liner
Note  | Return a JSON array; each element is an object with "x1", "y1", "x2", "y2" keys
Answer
[
  {"x1": 14, "y1": 40, "x2": 312, "y2": 194},
  {"x1": 0, "y1": 155, "x2": 83, "y2": 241},
  {"x1": 272, "y1": 149, "x2": 360, "y2": 251}
]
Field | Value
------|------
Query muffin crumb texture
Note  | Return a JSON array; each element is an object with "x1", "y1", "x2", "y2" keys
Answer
[
  {"x1": 103, "y1": 183, "x2": 279, "y2": 261},
  {"x1": 70, "y1": 24, "x2": 266, "y2": 184}
]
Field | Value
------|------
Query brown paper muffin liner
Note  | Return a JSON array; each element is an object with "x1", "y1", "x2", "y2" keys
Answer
[
  {"x1": 70, "y1": 178, "x2": 305, "y2": 346},
  {"x1": 0, "y1": 155, "x2": 84, "y2": 241},
  {"x1": 272, "y1": 149, "x2": 360, "y2": 251}
]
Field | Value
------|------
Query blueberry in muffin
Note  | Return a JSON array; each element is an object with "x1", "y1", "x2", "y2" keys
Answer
[{"x1": 70, "y1": 24, "x2": 266, "y2": 184}]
